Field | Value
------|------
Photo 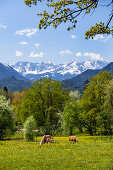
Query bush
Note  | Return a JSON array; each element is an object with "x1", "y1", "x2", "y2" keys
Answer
[
  {"x1": 23, "y1": 116, "x2": 37, "y2": 141},
  {"x1": 0, "y1": 95, "x2": 14, "y2": 140}
]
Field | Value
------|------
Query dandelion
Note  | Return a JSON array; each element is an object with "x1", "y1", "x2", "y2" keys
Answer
[{"x1": 78, "y1": 158, "x2": 82, "y2": 161}]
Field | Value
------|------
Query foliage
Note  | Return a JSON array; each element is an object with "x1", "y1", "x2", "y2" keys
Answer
[
  {"x1": 0, "y1": 88, "x2": 14, "y2": 102},
  {"x1": 80, "y1": 71, "x2": 113, "y2": 135},
  {"x1": 0, "y1": 95, "x2": 14, "y2": 140},
  {"x1": 24, "y1": 0, "x2": 113, "y2": 38},
  {"x1": 63, "y1": 71, "x2": 113, "y2": 136},
  {"x1": 12, "y1": 89, "x2": 27, "y2": 107},
  {"x1": 102, "y1": 79, "x2": 113, "y2": 134},
  {"x1": 69, "y1": 90, "x2": 81, "y2": 101},
  {"x1": 85, "y1": 22, "x2": 113, "y2": 39},
  {"x1": 18, "y1": 78, "x2": 68, "y2": 133},
  {"x1": 0, "y1": 136, "x2": 113, "y2": 169},
  {"x1": 12, "y1": 89, "x2": 27, "y2": 125},
  {"x1": 23, "y1": 116, "x2": 37, "y2": 141},
  {"x1": 63, "y1": 90, "x2": 82, "y2": 135}
]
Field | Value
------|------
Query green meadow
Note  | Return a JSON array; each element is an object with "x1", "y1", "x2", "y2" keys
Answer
[{"x1": 0, "y1": 136, "x2": 113, "y2": 169}]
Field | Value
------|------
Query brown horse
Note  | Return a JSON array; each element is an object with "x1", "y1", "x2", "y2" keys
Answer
[
  {"x1": 40, "y1": 135, "x2": 51, "y2": 145},
  {"x1": 69, "y1": 136, "x2": 79, "y2": 143},
  {"x1": 46, "y1": 137, "x2": 54, "y2": 144}
]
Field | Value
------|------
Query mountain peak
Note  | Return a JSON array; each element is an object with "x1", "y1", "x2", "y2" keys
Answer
[{"x1": 9, "y1": 59, "x2": 109, "y2": 82}]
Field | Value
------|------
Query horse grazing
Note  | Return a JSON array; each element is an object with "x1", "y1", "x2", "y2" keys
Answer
[
  {"x1": 69, "y1": 136, "x2": 79, "y2": 143},
  {"x1": 45, "y1": 135, "x2": 51, "y2": 139},
  {"x1": 46, "y1": 137, "x2": 54, "y2": 144},
  {"x1": 40, "y1": 135, "x2": 51, "y2": 145}
]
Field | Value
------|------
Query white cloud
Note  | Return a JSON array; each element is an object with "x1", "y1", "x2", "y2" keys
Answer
[
  {"x1": 19, "y1": 41, "x2": 28, "y2": 45},
  {"x1": 93, "y1": 34, "x2": 104, "y2": 40},
  {"x1": 34, "y1": 43, "x2": 40, "y2": 48},
  {"x1": 29, "y1": 51, "x2": 44, "y2": 58},
  {"x1": 60, "y1": 50, "x2": 72, "y2": 55},
  {"x1": 92, "y1": 34, "x2": 112, "y2": 42},
  {"x1": 0, "y1": 25, "x2": 7, "y2": 29},
  {"x1": 71, "y1": 35, "x2": 77, "y2": 39},
  {"x1": 103, "y1": 35, "x2": 112, "y2": 42},
  {"x1": 15, "y1": 28, "x2": 38, "y2": 37},
  {"x1": 83, "y1": 52, "x2": 103, "y2": 61},
  {"x1": 15, "y1": 50, "x2": 24, "y2": 57},
  {"x1": 75, "y1": 52, "x2": 82, "y2": 57}
]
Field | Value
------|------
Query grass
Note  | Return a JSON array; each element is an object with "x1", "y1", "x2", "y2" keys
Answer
[{"x1": 0, "y1": 136, "x2": 113, "y2": 169}]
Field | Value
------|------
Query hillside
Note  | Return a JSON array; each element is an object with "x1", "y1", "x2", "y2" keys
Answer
[
  {"x1": 0, "y1": 63, "x2": 26, "y2": 80},
  {"x1": 0, "y1": 76, "x2": 32, "y2": 91},
  {"x1": 63, "y1": 62, "x2": 113, "y2": 92},
  {"x1": 0, "y1": 63, "x2": 32, "y2": 91}
]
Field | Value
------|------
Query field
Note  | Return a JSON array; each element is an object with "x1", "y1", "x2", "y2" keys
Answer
[{"x1": 0, "y1": 136, "x2": 113, "y2": 169}]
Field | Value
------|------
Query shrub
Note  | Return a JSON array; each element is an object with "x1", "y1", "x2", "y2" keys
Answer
[
  {"x1": 23, "y1": 116, "x2": 37, "y2": 141},
  {"x1": 0, "y1": 95, "x2": 14, "y2": 140}
]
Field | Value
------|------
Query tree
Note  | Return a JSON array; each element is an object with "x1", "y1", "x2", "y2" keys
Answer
[
  {"x1": 18, "y1": 78, "x2": 68, "y2": 133},
  {"x1": 12, "y1": 89, "x2": 27, "y2": 125},
  {"x1": 63, "y1": 90, "x2": 82, "y2": 135},
  {"x1": 24, "y1": 0, "x2": 113, "y2": 38},
  {"x1": 0, "y1": 88, "x2": 14, "y2": 103},
  {"x1": 80, "y1": 71, "x2": 113, "y2": 135},
  {"x1": 0, "y1": 96, "x2": 14, "y2": 140},
  {"x1": 83, "y1": 79, "x2": 89, "y2": 91},
  {"x1": 102, "y1": 79, "x2": 113, "y2": 134},
  {"x1": 24, "y1": 116, "x2": 37, "y2": 141},
  {"x1": 4, "y1": 86, "x2": 8, "y2": 99}
]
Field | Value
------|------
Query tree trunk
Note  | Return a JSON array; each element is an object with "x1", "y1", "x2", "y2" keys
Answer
[
  {"x1": 88, "y1": 128, "x2": 93, "y2": 136},
  {"x1": 69, "y1": 127, "x2": 73, "y2": 136},
  {"x1": 78, "y1": 126, "x2": 83, "y2": 133}
]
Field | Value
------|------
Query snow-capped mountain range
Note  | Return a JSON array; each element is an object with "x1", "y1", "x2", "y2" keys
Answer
[{"x1": 9, "y1": 59, "x2": 109, "y2": 82}]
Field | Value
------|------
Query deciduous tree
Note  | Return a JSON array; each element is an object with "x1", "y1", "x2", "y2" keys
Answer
[
  {"x1": 80, "y1": 71, "x2": 113, "y2": 135},
  {"x1": 12, "y1": 89, "x2": 27, "y2": 125},
  {"x1": 18, "y1": 78, "x2": 68, "y2": 133},
  {"x1": 24, "y1": 0, "x2": 113, "y2": 38},
  {"x1": 63, "y1": 90, "x2": 82, "y2": 135},
  {"x1": 0, "y1": 96, "x2": 14, "y2": 140},
  {"x1": 102, "y1": 79, "x2": 113, "y2": 134},
  {"x1": 24, "y1": 116, "x2": 37, "y2": 141}
]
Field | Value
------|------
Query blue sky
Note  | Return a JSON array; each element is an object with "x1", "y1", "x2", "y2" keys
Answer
[{"x1": 0, "y1": 0, "x2": 113, "y2": 64}]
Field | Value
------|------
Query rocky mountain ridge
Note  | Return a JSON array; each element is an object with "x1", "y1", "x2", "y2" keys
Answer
[{"x1": 10, "y1": 58, "x2": 109, "y2": 81}]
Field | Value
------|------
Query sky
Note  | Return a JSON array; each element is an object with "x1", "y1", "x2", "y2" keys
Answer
[{"x1": 0, "y1": 0, "x2": 113, "y2": 64}]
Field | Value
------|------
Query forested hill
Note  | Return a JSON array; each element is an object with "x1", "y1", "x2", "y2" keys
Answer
[
  {"x1": 0, "y1": 76, "x2": 32, "y2": 91},
  {"x1": 63, "y1": 62, "x2": 113, "y2": 92},
  {"x1": 0, "y1": 63, "x2": 32, "y2": 91},
  {"x1": 102, "y1": 62, "x2": 113, "y2": 73}
]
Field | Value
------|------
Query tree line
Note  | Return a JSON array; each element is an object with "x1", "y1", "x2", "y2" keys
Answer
[{"x1": 0, "y1": 70, "x2": 113, "y2": 140}]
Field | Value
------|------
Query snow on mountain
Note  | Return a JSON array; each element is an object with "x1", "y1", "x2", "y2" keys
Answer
[
  {"x1": 9, "y1": 59, "x2": 109, "y2": 82},
  {"x1": 0, "y1": 62, "x2": 27, "y2": 81}
]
